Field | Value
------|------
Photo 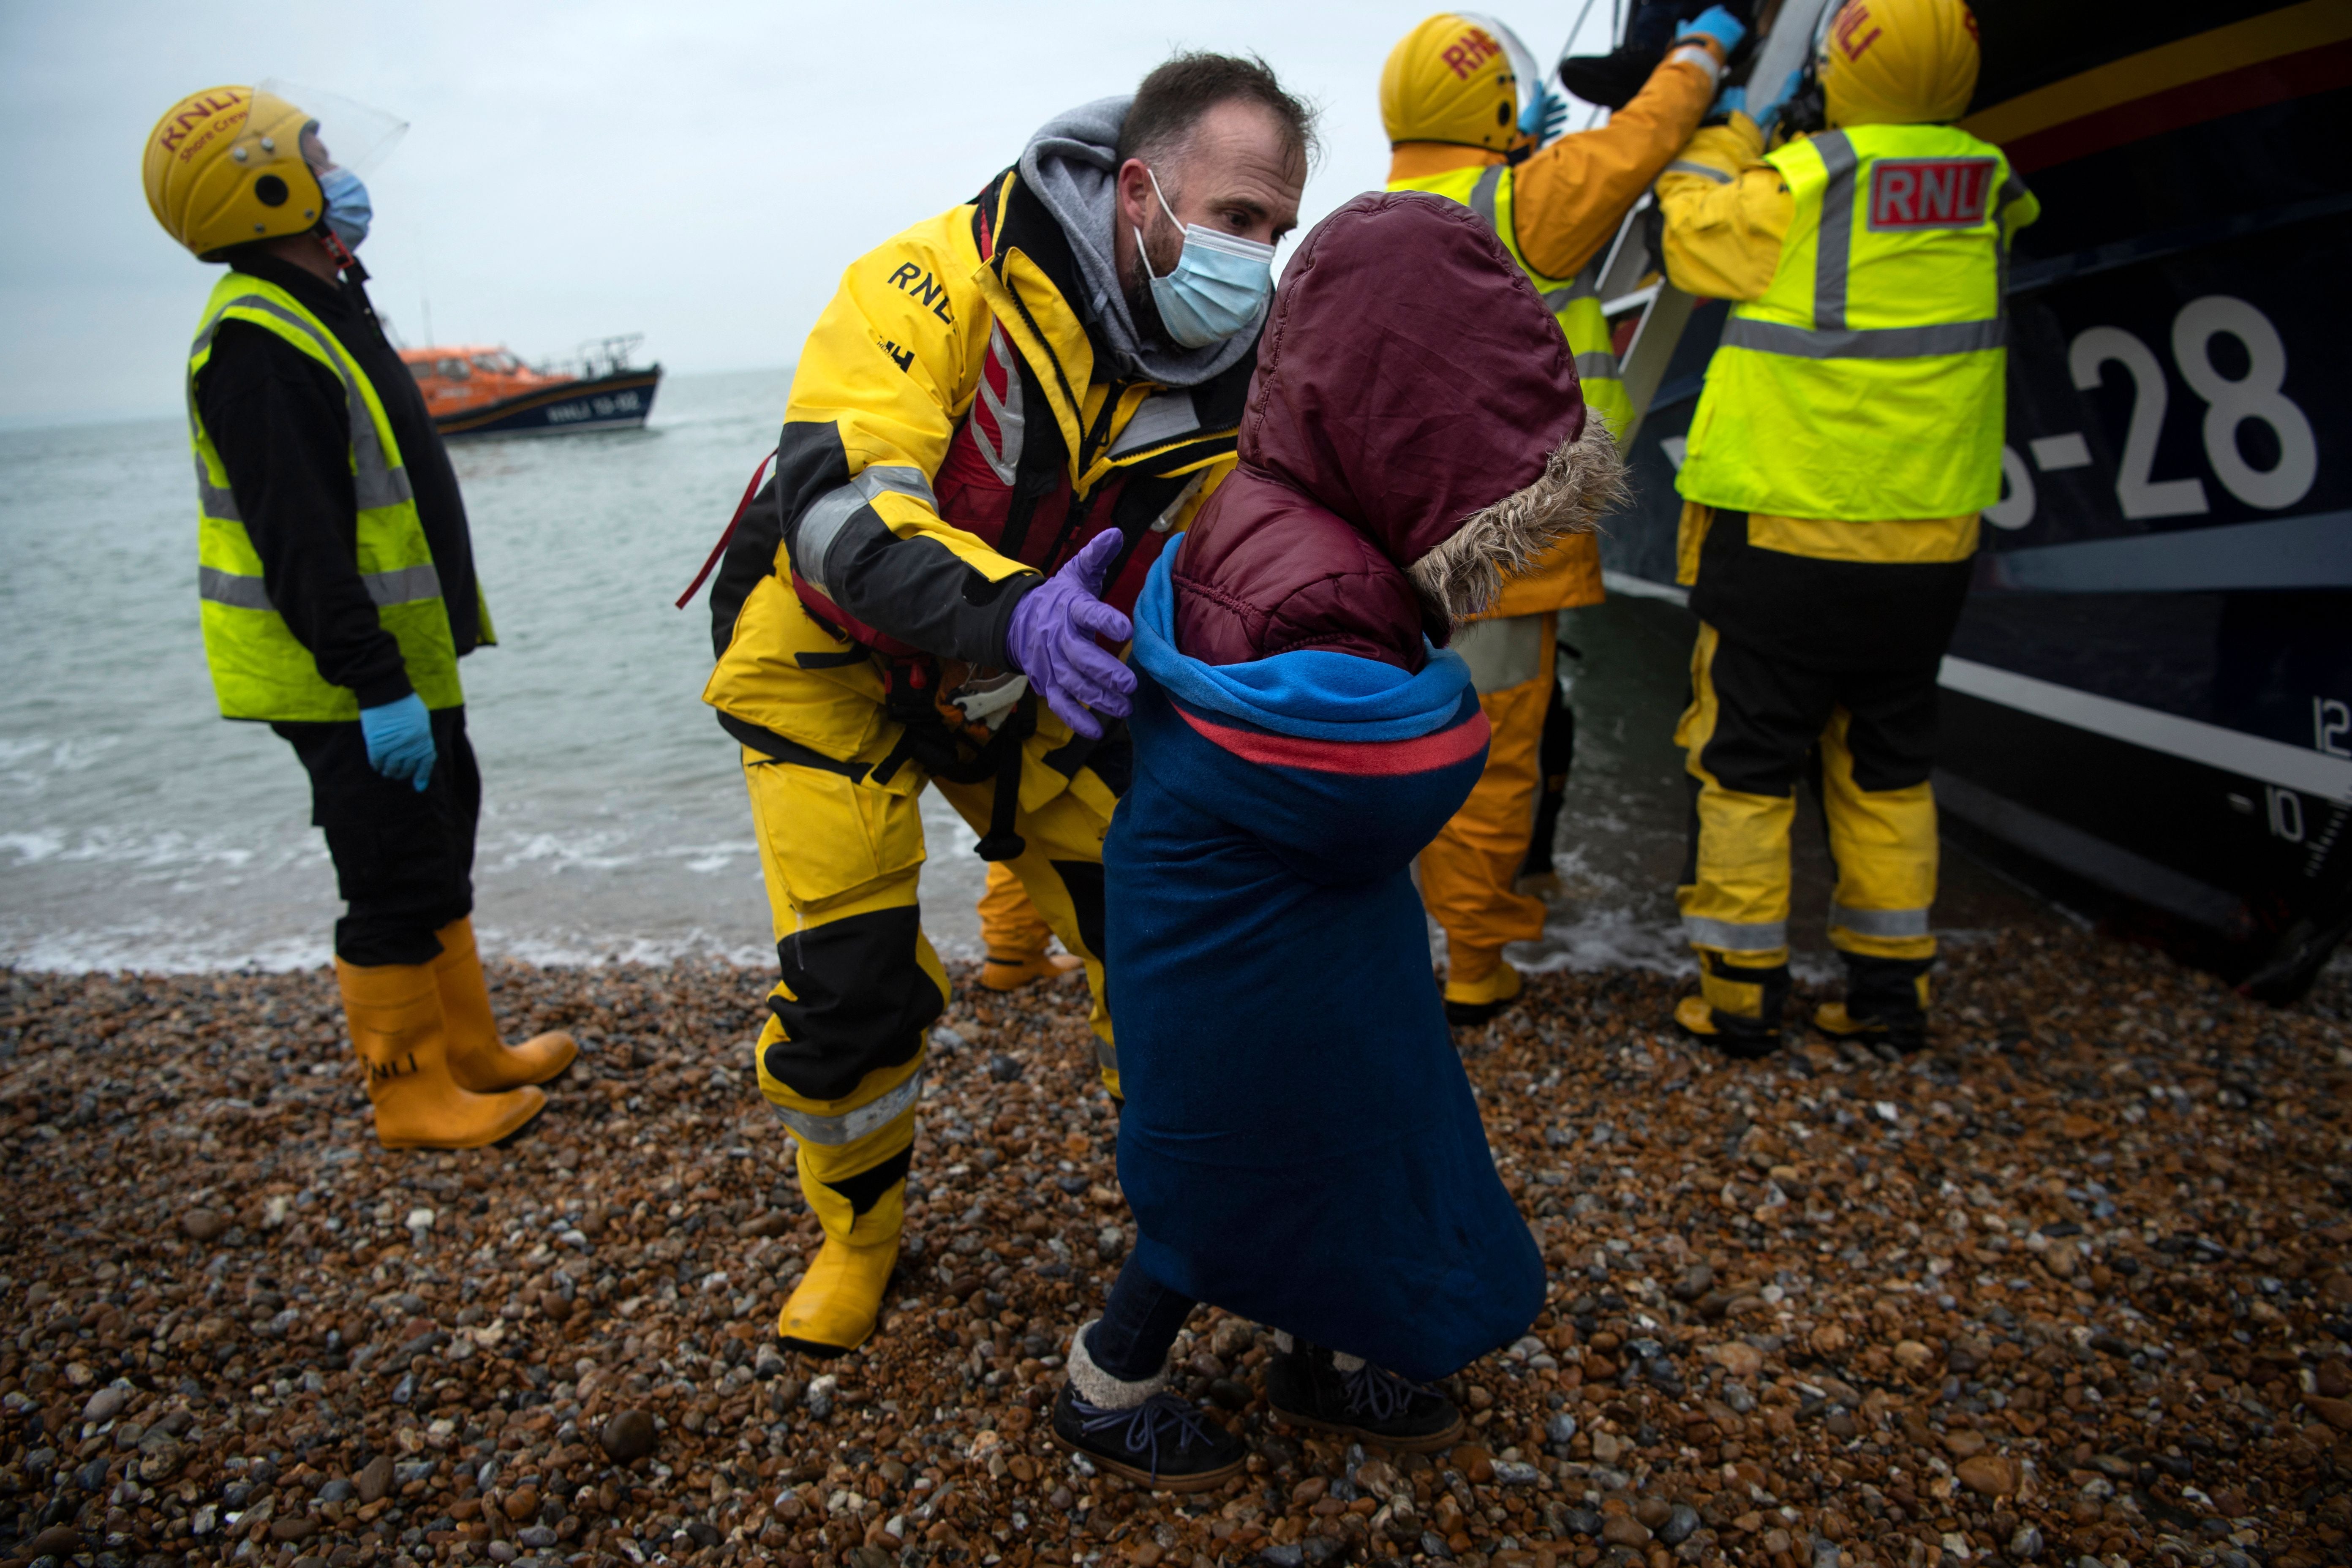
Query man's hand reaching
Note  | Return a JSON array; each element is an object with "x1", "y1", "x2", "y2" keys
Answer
[{"x1": 1002, "y1": 530, "x2": 1137, "y2": 740}]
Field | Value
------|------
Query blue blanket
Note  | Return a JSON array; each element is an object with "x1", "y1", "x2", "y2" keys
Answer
[{"x1": 1105, "y1": 542, "x2": 1545, "y2": 1382}]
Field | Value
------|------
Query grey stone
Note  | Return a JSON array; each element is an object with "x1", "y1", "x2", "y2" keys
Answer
[
  {"x1": 82, "y1": 1386, "x2": 131, "y2": 1424},
  {"x1": 1657, "y1": 1504, "x2": 1701, "y2": 1546}
]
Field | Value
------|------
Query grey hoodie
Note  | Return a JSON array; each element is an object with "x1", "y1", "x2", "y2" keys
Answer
[{"x1": 1016, "y1": 95, "x2": 1268, "y2": 389}]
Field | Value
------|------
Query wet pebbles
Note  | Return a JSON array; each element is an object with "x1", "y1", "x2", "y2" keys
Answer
[{"x1": 1, "y1": 928, "x2": 2348, "y2": 1568}]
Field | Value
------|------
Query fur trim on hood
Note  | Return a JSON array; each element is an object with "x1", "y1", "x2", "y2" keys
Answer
[{"x1": 1408, "y1": 419, "x2": 1628, "y2": 625}]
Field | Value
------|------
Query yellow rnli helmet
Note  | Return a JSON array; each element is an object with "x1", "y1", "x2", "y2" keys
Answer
[
  {"x1": 1820, "y1": 0, "x2": 1982, "y2": 127},
  {"x1": 144, "y1": 85, "x2": 328, "y2": 259},
  {"x1": 1380, "y1": 14, "x2": 1521, "y2": 152}
]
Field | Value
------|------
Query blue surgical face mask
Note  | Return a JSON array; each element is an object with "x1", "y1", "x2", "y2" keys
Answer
[
  {"x1": 1135, "y1": 166, "x2": 1276, "y2": 349},
  {"x1": 316, "y1": 164, "x2": 372, "y2": 250}
]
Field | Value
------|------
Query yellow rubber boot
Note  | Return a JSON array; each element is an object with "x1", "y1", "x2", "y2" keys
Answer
[
  {"x1": 1443, "y1": 953, "x2": 1523, "y2": 1027},
  {"x1": 976, "y1": 861, "x2": 1085, "y2": 991},
  {"x1": 980, "y1": 950, "x2": 1084, "y2": 992},
  {"x1": 336, "y1": 958, "x2": 545, "y2": 1150},
  {"x1": 1672, "y1": 947, "x2": 1790, "y2": 1060},
  {"x1": 776, "y1": 1098, "x2": 915, "y2": 1357},
  {"x1": 430, "y1": 917, "x2": 577, "y2": 1092}
]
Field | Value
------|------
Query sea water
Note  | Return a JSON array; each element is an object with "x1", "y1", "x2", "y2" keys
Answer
[
  {"x1": 0, "y1": 370, "x2": 2044, "y2": 974},
  {"x1": 0, "y1": 370, "x2": 994, "y2": 971}
]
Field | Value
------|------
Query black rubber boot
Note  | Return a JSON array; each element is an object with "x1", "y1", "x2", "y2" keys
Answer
[
  {"x1": 1266, "y1": 1335, "x2": 1464, "y2": 1452},
  {"x1": 1813, "y1": 953, "x2": 1932, "y2": 1054},
  {"x1": 1049, "y1": 1325, "x2": 1247, "y2": 1492}
]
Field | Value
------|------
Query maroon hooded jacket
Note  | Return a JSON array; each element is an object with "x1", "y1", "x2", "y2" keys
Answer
[{"x1": 1173, "y1": 191, "x2": 1590, "y2": 673}]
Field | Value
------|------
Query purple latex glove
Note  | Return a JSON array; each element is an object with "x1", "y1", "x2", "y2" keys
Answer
[{"x1": 1004, "y1": 530, "x2": 1136, "y2": 740}]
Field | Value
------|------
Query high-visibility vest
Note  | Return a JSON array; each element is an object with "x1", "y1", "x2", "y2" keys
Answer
[
  {"x1": 1387, "y1": 163, "x2": 1636, "y2": 440},
  {"x1": 185, "y1": 273, "x2": 471, "y2": 721},
  {"x1": 1675, "y1": 123, "x2": 2028, "y2": 521}
]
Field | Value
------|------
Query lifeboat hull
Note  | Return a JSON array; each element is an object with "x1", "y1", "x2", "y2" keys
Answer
[
  {"x1": 432, "y1": 367, "x2": 662, "y2": 439},
  {"x1": 1592, "y1": 0, "x2": 2352, "y2": 999}
]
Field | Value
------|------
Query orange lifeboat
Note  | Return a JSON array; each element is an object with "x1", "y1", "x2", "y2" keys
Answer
[{"x1": 399, "y1": 336, "x2": 661, "y2": 438}]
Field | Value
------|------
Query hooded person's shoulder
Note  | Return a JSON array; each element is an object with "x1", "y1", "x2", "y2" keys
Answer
[{"x1": 1171, "y1": 471, "x2": 1429, "y2": 671}]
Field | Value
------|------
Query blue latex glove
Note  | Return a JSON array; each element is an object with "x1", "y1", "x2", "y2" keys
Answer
[
  {"x1": 1517, "y1": 83, "x2": 1568, "y2": 143},
  {"x1": 1710, "y1": 84, "x2": 1748, "y2": 121},
  {"x1": 1003, "y1": 531, "x2": 1135, "y2": 740},
  {"x1": 1675, "y1": 4, "x2": 1747, "y2": 56},
  {"x1": 360, "y1": 692, "x2": 437, "y2": 792},
  {"x1": 1753, "y1": 65, "x2": 1804, "y2": 133}
]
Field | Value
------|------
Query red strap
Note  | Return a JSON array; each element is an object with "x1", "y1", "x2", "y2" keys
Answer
[{"x1": 675, "y1": 448, "x2": 779, "y2": 610}]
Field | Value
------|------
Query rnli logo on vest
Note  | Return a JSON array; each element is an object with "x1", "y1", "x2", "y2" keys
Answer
[{"x1": 1867, "y1": 158, "x2": 1996, "y2": 231}]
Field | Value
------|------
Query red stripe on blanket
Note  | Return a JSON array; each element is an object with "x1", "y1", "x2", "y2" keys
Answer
[{"x1": 1175, "y1": 703, "x2": 1491, "y2": 776}]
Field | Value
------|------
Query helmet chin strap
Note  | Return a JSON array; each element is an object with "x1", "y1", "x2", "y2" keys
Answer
[{"x1": 316, "y1": 222, "x2": 369, "y2": 286}]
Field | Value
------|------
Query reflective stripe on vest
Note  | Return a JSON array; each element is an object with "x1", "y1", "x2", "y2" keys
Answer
[
  {"x1": 186, "y1": 272, "x2": 466, "y2": 722},
  {"x1": 1390, "y1": 163, "x2": 1633, "y2": 439},
  {"x1": 1674, "y1": 124, "x2": 2023, "y2": 522},
  {"x1": 197, "y1": 562, "x2": 445, "y2": 612},
  {"x1": 189, "y1": 294, "x2": 418, "y2": 512}
]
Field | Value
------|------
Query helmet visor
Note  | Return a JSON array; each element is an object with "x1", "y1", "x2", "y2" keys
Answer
[{"x1": 245, "y1": 79, "x2": 408, "y2": 179}]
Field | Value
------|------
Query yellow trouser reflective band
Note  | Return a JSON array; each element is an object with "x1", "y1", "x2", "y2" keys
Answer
[
  {"x1": 771, "y1": 1064, "x2": 926, "y2": 1145},
  {"x1": 198, "y1": 563, "x2": 444, "y2": 612},
  {"x1": 794, "y1": 465, "x2": 938, "y2": 598},
  {"x1": 1575, "y1": 351, "x2": 1622, "y2": 382},
  {"x1": 191, "y1": 297, "x2": 414, "y2": 512},
  {"x1": 1829, "y1": 902, "x2": 1931, "y2": 938},
  {"x1": 1683, "y1": 915, "x2": 1787, "y2": 951}
]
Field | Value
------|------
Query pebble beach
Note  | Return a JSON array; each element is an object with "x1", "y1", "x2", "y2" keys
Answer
[{"x1": 4, "y1": 931, "x2": 2349, "y2": 1568}]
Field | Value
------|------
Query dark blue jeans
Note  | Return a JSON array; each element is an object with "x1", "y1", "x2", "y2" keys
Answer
[{"x1": 1084, "y1": 1255, "x2": 1198, "y2": 1383}]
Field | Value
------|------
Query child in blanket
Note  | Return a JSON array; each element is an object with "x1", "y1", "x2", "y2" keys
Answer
[{"x1": 1049, "y1": 190, "x2": 1625, "y2": 1487}]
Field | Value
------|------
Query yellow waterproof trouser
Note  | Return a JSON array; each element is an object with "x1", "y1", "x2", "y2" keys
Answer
[
  {"x1": 1421, "y1": 613, "x2": 1556, "y2": 997},
  {"x1": 740, "y1": 691, "x2": 1122, "y2": 1244},
  {"x1": 1674, "y1": 621, "x2": 1940, "y2": 1021},
  {"x1": 978, "y1": 858, "x2": 1057, "y2": 969}
]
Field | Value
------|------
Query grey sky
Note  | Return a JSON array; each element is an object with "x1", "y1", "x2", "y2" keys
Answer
[{"x1": 1, "y1": 1, "x2": 1620, "y2": 425}]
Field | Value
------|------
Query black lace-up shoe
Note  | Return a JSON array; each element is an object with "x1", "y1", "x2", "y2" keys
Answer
[
  {"x1": 1266, "y1": 1338, "x2": 1464, "y2": 1452},
  {"x1": 1049, "y1": 1383, "x2": 1247, "y2": 1492},
  {"x1": 1556, "y1": 46, "x2": 1661, "y2": 110}
]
